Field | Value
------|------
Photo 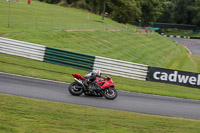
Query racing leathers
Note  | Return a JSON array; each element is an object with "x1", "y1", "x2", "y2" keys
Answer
[{"x1": 84, "y1": 71, "x2": 106, "y2": 92}]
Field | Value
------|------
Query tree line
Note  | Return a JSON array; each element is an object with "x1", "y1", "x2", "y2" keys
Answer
[{"x1": 38, "y1": 0, "x2": 200, "y2": 26}]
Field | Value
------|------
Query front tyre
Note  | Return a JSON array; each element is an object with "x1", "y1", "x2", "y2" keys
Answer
[
  {"x1": 68, "y1": 82, "x2": 83, "y2": 96},
  {"x1": 104, "y1": 87, "x2": 118, "y2": 100}
]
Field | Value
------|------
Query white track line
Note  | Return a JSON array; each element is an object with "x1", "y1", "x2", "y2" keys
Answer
[{"x1": 183, "y1": 45, "x2": 192, "y2": 54}]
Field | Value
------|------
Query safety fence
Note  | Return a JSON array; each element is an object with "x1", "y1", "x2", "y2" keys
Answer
[
  {"x1": 0, "y1": 18, "x2": 140, "y2": 33},
  {"x1": 162, "y1": 34, "x2": 191, "y2": 39},
  {"x1": 0, "y1": 37, "x2": 148, "y2": 81},
  {"x1": 0, "y1": 37, "x2": 200, "y2": 88},
  {"x1": 93, "y1": 56, "x2": 148, "y2": 81},
  {"x1": 0, "y1": 37, "x2": 45, "y2": 61},
  {"x1": 160, "y1": 34, "x2": 200, "y2": 40},
  {"x1": 152, "y1": 22, "x2": 199, "y2": 30},
  {"x1": 132, "y1": 22, "x2": 200, "y2": 30},
  {"x1": 44, "y1": 47, "x2": 95, "y2": 71}
]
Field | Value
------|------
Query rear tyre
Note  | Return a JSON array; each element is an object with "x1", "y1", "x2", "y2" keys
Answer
[
  {"x1": 103, "y1": 87, "x2": 117, "y2": 100},
  {"x1": 68, "y1": 82, "x2": 83, "y2": 96}
]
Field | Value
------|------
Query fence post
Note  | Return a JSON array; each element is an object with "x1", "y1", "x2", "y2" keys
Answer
[
  {"x1": 51, "y1": 21, "x2": 53, "y2": 31},
  {"x1": 13, "y1": 16, "x2": 15, "y2": 27},
  {"x1": 7, "y1": 0, "x2": 11, "y2": 27},
  {"x1": 36, "y1": 19, "x2": 38, "y2": 30}
]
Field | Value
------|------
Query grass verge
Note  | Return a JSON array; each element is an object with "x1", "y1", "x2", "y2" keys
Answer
[{"x1": 1, "y1": 93, "x2": 200, "y2": 133}]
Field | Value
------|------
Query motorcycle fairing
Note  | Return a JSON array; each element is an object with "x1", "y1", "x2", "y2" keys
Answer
[
  {"x1": 96, "y1": 78, "x2": 115, "y2": 89},
  {"x1": 72, "y1": 74, "x2": 86, "y2": 80}
]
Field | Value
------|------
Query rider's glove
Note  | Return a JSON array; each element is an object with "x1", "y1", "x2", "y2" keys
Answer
[{"x1": 102, "y1": 76, "x2": 108, "y2": 80}]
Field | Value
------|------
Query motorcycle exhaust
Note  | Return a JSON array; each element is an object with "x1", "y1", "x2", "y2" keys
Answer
[{"x1": 74, "y1": 78, "x2": 86, "y2": 88}]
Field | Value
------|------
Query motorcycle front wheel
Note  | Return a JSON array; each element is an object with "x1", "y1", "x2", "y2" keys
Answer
[
  {"x1": 104, "y1": 87, "x2": 118, "y2": 100},
  {"x1": 68, "y1": 82, "x2": 83, "y2": 96}
]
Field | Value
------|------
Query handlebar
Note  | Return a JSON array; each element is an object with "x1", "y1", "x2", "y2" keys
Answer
[{"x1": 102, "y1": 76, "x2": 110, "y2": 80}]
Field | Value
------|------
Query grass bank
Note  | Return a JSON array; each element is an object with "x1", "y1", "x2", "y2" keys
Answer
[
  {"x1": 2, "y1": 30, "x2": 200, "y2": 72},
  {"x1": 1, "y1": 93, "x2": 200, "y2": 133},
  {"x1": 0, "y1": 0, "x2": 130, "y2": 33}
]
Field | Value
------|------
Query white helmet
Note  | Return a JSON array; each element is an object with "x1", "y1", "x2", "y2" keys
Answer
[{"x1": 93, "y1": 70, "x2": 101, "y2": 75}]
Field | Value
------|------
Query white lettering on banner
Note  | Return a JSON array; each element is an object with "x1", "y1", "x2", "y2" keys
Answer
[
  {"x1": 189, "y1": 76, "x2": 197, "y2": 85},
  {"x1": 169, "y1": 71, "x2": 177, "y2": 82},
  {"x1": 152, "y1": 71, "x2": 200, "y2": 86},
  {"x1": 178, "y1": 75, "x2": 189, "y2": 83},
  {"x1": 198, "y1": 74, "x2": 200, "y2": 85},
  {"x1": 153, "y1": 71, "x2": 160, "y2": 80},
  {"x1": 160, "y1": 72, "x2": 168, "y2": 81}
]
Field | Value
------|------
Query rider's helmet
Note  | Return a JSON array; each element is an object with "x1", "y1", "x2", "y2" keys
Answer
[
  {"x1": 93, "y1": 70, "x2": 101, "y2": 75},
  {"x1": 96, "y1": 70, "x2": 101, "y2": 75}
]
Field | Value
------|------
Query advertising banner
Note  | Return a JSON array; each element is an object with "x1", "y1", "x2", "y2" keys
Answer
[{"x1": 147, "y1": 67, "x2": 200, "y2": 89}]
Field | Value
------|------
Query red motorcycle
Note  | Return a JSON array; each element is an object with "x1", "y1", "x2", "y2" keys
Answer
[{"x1": 68, "y1": 74, "x2": 118, "y2": 100}]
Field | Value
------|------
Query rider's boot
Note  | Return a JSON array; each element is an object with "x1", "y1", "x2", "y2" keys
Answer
[
  {"x1": 88, "y1": 83, "x2": 94, "y2": 92},
  {"x1": 83, "y1": 80, "x2": 88, "y2": 88}
]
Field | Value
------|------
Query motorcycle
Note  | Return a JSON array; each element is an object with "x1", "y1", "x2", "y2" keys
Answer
[{"x1": 68, "y1": 74, "x2": 118, "y2": 100}]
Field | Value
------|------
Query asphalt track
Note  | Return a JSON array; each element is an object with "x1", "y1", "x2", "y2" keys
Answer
[
  {"x1": 171, "y1": 38, "x2": 200, "y2": 56},
  {"x1": 0, "y1": 72, "x2": 200, "y2": 120}
]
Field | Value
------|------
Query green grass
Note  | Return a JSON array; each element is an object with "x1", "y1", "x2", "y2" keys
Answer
[
  {"x1": 1, "y1": 93, "x2": 200, "y2": 133},
  {"x1": 0, "y1": 0, "x2": 129, "y2": 33}
]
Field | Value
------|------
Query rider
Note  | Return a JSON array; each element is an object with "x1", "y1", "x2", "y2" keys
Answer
[{"x1": 84, "y1": 70, "x2": 106, "y2": 92}]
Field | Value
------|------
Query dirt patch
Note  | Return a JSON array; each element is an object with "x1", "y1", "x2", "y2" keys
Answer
[
  {"x1": 57, "y1": 29, "x2": 122, "y2": 32},
  {"x1": 56, "y1": 29, "x2": 150, "y2": 33},
  {"x1": 65, "y1": 29, "x2": 96, "y2": 32},
  {"x1": 10, "y1": 0, "x2": 20, "y2": 2},
  {"x1": 135, "y1": 32, "x2": 153, "y2": 34},
  {"x1": 188, "y1": 54, "x2": 198, "y2": 70},
  {"x1": 0, "y1": 34, "x2": 9, "y2": 37},
  {"x1": 105, "y1": 29, "x2": 121, "y2": 31}
]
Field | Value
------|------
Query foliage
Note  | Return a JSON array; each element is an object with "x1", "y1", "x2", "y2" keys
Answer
[
  {"x1": 136, "y1": 0, "x2": 163, "y2": 25},
  {"x1": 156, "y1": 1, "x2": 174, "y2": 23},
  {"x1": 37, "y1": 0, "x2": 200, "y2": 26},
  {"x1": 157, "y1": 0, "x2": 200, "y2": 26},
  {"x1": 108, "y1": 0, "x2": 141, "y2": 23}
]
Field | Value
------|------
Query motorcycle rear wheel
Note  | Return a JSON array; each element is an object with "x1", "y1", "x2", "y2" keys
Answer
[
  {"x1": 104, "y1": 87, "x2": 117, "y2": 100},
  {"x1": 68, "y1": 82, "x2": 83, "y2": 96}
]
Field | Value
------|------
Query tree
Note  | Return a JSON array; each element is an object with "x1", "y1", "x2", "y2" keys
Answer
[
  {"x1": 38, "y1": 0, "x2": 200, "y2": 26},
  {"x1": 102, "y1": 0, "x2": 107, "y2": 20},
  {"x1": 190, "y1": 0, "x2": 200, "y2": 26},
  {"x1": 137, "y1": 0, "x2": 163, "y2": 25},
  {"x1": 87, "y1": 0, "x2": 104, "y2": 14},
  {"x1": 156, "y1": 1, "x2": 174, "y2": 23},
  {"x1": 108, "y1": 0, "x2": 141, "y2": 23},
  {"x1": 172, "y1": 0, "x2": 200, "y2": 25}
]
